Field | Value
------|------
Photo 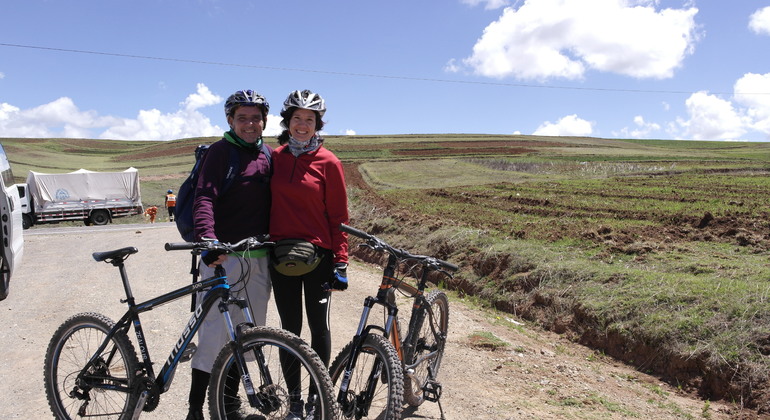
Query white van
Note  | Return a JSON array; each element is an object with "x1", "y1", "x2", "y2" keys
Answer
[{"x1": 0, "y1": 143, "x2": 24, "y2": 300}]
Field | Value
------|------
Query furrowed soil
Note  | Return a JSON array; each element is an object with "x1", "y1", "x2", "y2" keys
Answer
[{"x1": 4, "y1": 224, "x2": 750, "y2": 419}]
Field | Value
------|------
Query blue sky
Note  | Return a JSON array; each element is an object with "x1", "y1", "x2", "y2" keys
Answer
[{"x1": 1, "y1": 0, "x2": 769, "y2": 142}]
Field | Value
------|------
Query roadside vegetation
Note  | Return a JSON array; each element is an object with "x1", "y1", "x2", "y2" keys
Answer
[{"x1": 3, "y1": 134, "x2": 770, "y2": 412}]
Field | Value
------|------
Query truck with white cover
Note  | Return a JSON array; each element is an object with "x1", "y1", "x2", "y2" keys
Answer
[{"x1": 19, "y1": 168, "x2": 143, "y2": 229}]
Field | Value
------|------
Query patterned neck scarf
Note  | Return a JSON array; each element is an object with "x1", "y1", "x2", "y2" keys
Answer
[{"x1": 287, "y1": 135, "x2": 321, "y2": 157}]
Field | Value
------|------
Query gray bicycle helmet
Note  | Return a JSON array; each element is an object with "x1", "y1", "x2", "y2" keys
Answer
[
  {"x1": 224, "y1": 90, "x2": 270, "y2": 117},
  {"x1": 281, "y1": 89, "x2": 326, "y2": 118}
]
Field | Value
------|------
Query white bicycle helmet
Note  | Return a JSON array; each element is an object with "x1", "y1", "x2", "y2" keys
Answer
[
  {"x1": 224, "y1": 90, "x2": 270, "y2": 117},
  {"x1": 281, "y1": 90, "x2": 326, "y2": 118}
]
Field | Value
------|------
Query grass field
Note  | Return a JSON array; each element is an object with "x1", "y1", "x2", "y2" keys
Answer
[{"x1": 3, "y1": 134, "x2": 770, "y2": 410}]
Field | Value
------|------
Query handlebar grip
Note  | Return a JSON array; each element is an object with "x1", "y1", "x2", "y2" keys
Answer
[
  {"x1": 438, "y1": 260, "x2": 459, "y2": 272},
  {"x1": 339, "y1": 223, "x2": 371, "y2": 239},
  {"x1": 165, "y1": 242, "x2": 200, "y2": 251}
]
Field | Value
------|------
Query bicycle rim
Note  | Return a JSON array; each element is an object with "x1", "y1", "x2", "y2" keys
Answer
[
  {"x1": 43, "y1": 312, "x2": 140, "y2": 420},
  {"x1": 330, "y1": 334, "x2": 404, "y2": 419},
  {"x1": 208, "y1": 326, "x2": 338, "y2": 420},
  {"x1": 403, "y1": 290, "x2": 449, "y2": 407}
]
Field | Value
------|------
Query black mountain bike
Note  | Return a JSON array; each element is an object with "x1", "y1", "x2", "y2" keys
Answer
[
  {"x1": 43, "y1": 236, "x2": 337, "y2": 420},
  {"x1": 330, "y1": 224, "x2": 458, "y2": 420}
]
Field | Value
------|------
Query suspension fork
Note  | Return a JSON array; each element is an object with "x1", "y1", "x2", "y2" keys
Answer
[{"x1": 215, "y1": 265, "x2": 269, "y2": 408}]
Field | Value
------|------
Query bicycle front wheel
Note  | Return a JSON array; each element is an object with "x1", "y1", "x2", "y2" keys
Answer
[
  {"x1": 329, "y1": 334, "x2": 404, "y2": 419},
  {"x1": 403, "y1": 290, "x2": 449, "y2": 406},
  {"x1": 44, "y1": 312, "x2": 140, "y2": 420},
  {"x1": 208, "y1": 326, "x2": 338, "y2": 420}
]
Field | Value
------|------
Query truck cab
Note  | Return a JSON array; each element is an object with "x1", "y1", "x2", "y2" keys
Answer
[{"x1": 0, "y1": 144, "x2": 24, "y2": 300}]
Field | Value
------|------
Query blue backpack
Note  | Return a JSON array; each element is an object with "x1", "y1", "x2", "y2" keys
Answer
[{"x1": 175, "y1": 143, "x2": 272, "y2": 242}]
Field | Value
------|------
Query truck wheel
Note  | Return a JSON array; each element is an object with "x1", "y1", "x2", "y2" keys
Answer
[
  {"x1": 90, "y1": 210, "x2": 110, "y2": 226},
  {"x1": 22, "y1": 214, "x2": 33, "y2": 230},
  {"x1": 0, "y1": 255, "x2": 9, "y2": 301}
]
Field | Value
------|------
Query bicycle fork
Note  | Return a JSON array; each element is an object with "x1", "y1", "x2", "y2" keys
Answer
[
  {"x1": 338, "y1": 295, "x2": 399, "y2": 416},
  {"x1": 220, "y1": 296, "x2": 273, "y2": 410}
]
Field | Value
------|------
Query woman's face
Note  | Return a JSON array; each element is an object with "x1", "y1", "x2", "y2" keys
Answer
[
  {"x1": 289, "y1": 108, "x2": 317, "y2": 142},
  {"x1": 228, "y1": 106, "x2": 264, "y2": 143}
]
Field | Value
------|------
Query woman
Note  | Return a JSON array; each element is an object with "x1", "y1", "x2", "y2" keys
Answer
[{"x1": 269, "y1": 89, "x2": 349, "y2": 420}]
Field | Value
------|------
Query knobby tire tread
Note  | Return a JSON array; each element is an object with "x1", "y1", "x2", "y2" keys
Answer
[
  {"x1": 44, "y1": 312, "x2": 140, "y2": 420},
  {"x1": 208, "y1": 326, "x2": 338, "y2": 420},
  {"x1": 330, "y1": 334, "x2": 404, "y2": 419},
  {"x1": 403, "y1": 290, "x2": 449, "y2": 407}
]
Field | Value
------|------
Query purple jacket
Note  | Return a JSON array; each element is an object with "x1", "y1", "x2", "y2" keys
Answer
[{"x1": 193, "y1": 138, "x2": 272, "y2": 242}]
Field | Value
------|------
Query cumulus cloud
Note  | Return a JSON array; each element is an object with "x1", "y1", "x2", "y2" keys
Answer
[
  {"x1": 344, "y1": 129, "x2": 356, "y2": 135},
  {"x1": 749, "y1": 6, "x2": 770, "y2": 35},
  {"x1": 614, "y1": 115, "x2": 662, "y2": 139},
  {"x1": 460, "y1": 0, "x2": 511, "y2": 10},
  {"x1": 455, "y1": 0, "x2": 700, "y2": 81},
  {"x1": 533, "y1": 114, "x2": 593, "y2": 136},
  {"x1": 675, "y1": 91, "x2": 747, "y2": 141},
  {"x1": 734, "y1": 72, "x2": 770, "y2": 136},
  {"x1": 0, "y1": 97, "x2": 122, "y2": 138},
  {"x1": 263, "y1": 113, "x2": 282, "y2": 137},
  {"x1": 0, "y1": 83, "x2": 226, "y2": 140}
]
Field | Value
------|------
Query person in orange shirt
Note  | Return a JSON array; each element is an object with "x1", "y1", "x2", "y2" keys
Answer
[
  {"x1": 144, "y1": 205, "x2": 158, "y2": 223},
  {"x1": 164, "y1": 189, "x2": 176, "y2": 222}
]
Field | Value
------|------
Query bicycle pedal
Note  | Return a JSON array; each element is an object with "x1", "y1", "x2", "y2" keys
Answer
[
  {"x1": 180, "y1": 342, "x2": 197, "y2": 363},
  {"x1": 423, "y1": 380, "x2": 442, "y2": 402}
]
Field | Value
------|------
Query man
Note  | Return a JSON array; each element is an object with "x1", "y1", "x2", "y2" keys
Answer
[
  {"x1": 164, "y1": 189, "x2": 176, "y2": 222},
  {"x1": 186, "y1": 90, "x2": 273, "y2": 420}
]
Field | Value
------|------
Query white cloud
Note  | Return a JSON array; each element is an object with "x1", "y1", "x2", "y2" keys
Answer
[
  {"x1": 263, "y1": 113, "x2": 282, "y2": 137},
  {"x1": 182, "y1": 83, "x2": 222, "y2": 111},
  {"x1": 0, "y1": 84, "x2": 226, "y2": 140},
  {"x1": 461, "y1": 0, "x2": 511, "y2": 10},
  {"x1": 457, "y1": 0, "x2": 700, "y2": 80},
  {"x1": 614, "y1": 115, "x2": 661, "y2": 138},
  {"x1": 344, "y1": 129, "x2": 356, "y2": 135},
  {"x1": 676, "y1": 91, "x2": 747, "y2": 141},
  {"x1": 533, "y1": 114, "x2": 593, "y2": 136},
  {"x1": 734, "y1": 72, "x2": 770, "y2": 136},
  {"x1": 749, "y1": 6, "x2": 770, "y2": 35},
  {"x1": 0, "y1": 97, "x2": 121, "y2": 138},
  {"x1": 0, "y1": 72, "x2": 5, "y2": 79}
]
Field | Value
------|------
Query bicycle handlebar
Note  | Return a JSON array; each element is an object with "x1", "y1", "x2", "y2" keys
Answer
[
  {"x1": 340, "y1": 224, "x2": 459, "y2": 272},
  {"x1": 164, "y1": 235, "x2": 274, "y2": 253}
]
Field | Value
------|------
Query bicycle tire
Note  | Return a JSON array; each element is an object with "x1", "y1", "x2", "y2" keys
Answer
[
  {"x1": 208, "y1": 326, "x2": 338, "y2": 420},
  {"x1": 44, "y1": 312, "x2": 140, "y2": 420},
  {"x1": 329, "y1": 334, "x2": 404, "y2": 419},
  {"x1": 402, "y1": 290, "x2": 449, "y2": 407}
]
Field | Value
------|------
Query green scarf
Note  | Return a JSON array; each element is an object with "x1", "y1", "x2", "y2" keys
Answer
[{"x1": 224, "y1": 130, "x2": 263, "y2": 151}]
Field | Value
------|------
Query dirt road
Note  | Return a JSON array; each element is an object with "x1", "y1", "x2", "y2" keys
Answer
[{"x1": 0, "y1": 224, "x2": 742, "y2": 419}]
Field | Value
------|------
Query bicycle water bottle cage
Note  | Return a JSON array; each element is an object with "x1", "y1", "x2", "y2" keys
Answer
[{"x1": 92, "y1": 247, "x2": 139, "y2": 266}]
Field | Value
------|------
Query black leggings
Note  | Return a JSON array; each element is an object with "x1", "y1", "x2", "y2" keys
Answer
[
  {"x1": 270, "y1": 248, "x2": 333, "y2": 397},
  {"x1": 270, "y1": 247, "x2": 333, "y2": 365}
]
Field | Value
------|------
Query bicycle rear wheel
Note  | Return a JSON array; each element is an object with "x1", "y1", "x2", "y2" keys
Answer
[
  {"x1": 44, "y1": 312, "x2": 140, "y2": 420},
  {"x1": 403, "y1": 290, "x2": 449, "y2": 406},
  {"x1": 329, "y1": 334, "x2": 404, "y2": 419},
  {"x1": 208, "y1": 326, "x2": 337, "y2": 420}
]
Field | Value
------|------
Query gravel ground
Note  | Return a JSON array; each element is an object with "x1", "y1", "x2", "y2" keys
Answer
[{"x1": 0, "y1": 224, "x2": 742, "y2": 419}]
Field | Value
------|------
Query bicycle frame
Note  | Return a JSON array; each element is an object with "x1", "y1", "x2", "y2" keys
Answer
[
  {"x1": 77, "y1": 259, "x2": 253, "y2": 408},
  {"x1": 337, "y1": 252, "x2": 442, "y2": 402}
]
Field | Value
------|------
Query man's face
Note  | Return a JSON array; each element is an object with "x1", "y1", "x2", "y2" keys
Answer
[{"x1": 228, "y1": 106, "x2": 264, "y2": 143}]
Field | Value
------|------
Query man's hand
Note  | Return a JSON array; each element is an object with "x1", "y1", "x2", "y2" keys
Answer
[{"x1": 201, "y1": 247, "x2": 227, "y2": 267}]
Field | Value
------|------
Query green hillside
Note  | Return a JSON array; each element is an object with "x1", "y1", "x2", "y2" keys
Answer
[{"x1": 4, "y1": 134, "x2": 770, "y2": 410}]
